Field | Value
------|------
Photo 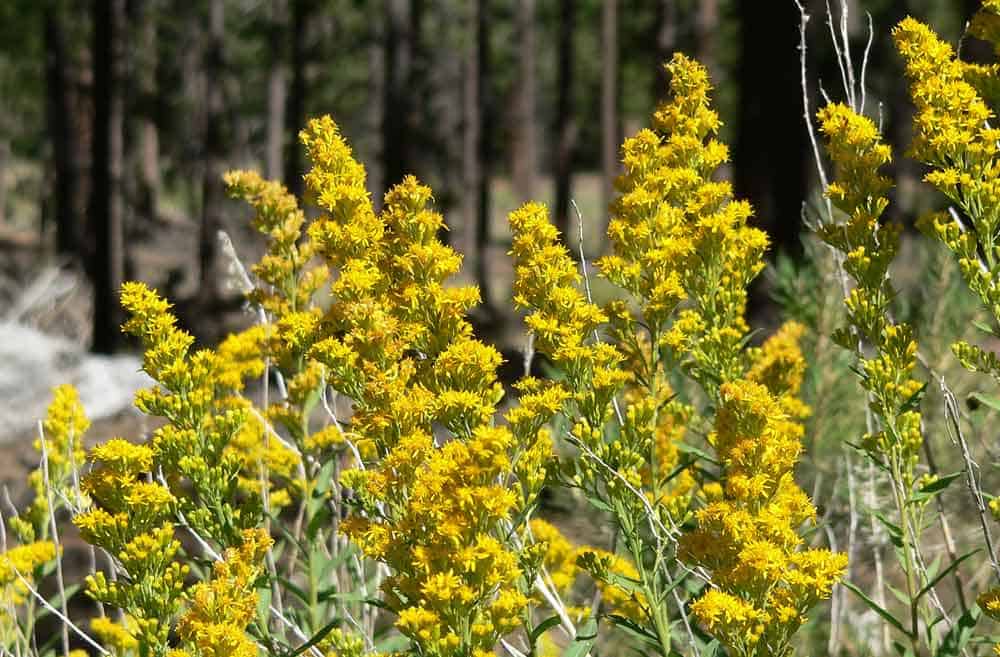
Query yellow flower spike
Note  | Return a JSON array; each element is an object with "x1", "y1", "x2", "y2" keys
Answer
[
  {"x1": 0, "y1": 541, "x2": 57, "y2": 605},
  {"x1": 288, "y1": 116, "x2": 534, "y2": 657}
]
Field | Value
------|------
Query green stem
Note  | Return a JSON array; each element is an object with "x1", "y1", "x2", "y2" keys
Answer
[{"x1": 889, "y1": 449, "x2": 922, "y2": 654}]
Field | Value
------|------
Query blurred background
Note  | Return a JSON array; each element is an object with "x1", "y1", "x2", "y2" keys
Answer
[
  {"x1": 0, "y1": 0, "x2": 982, "y2": 438},
  {"x1": 6, "y1": 7, "x2": 1000, "y2": 653}
]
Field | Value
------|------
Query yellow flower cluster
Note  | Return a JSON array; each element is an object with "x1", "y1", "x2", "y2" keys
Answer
[
  {"x1": 226, "y1": 169, "x2": 330, "y2": 465},
  {"x1": 681, "y1": 375, "x2": 846, "y2": 656},
  {"x1": 604, "y1": 53, "x2": 768, "y2": 392},
  {"x1": 75, "y1": 438, "x2": 186, "y2": 652},
  {"x1": 817, "y1": 103, "x2": 924, "y2": 476},
  {"x1": 508, "y1": 52, "x2": 843, "y2": 656},
  {"x1": 91, "y1": 616, "x2": 140, "y2": 654},
  {"x1": 895, "y1": 15, "x2": 1000, "y2": 381},
  {"x1": 0, "y1": 539, "x2": 57, "y2": 651},
  {"x1": 2, "y1": 388, "x2": 87, "y2": 652},
  {"x1": 0, "y1": 541, "x2": 57, "y2": 606},
  {"x1": 10, "y1": 385, "x2": 89, "y2": 543},
  {"x1": 119, "y1": 281, "x2": 285, "y2": 543},
  {"x1": 294, "y1": 116, "x2": 537, "y2": 657},
  {"x1": 170, "y1": 528, "x2": 272, "y2": 657}
]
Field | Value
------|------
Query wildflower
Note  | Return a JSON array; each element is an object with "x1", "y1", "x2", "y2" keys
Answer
[
  {"x1": 292, "y1": 116, "x2": 538, "y2": 656},
  {"x1": 0, "y1": 541, "x2": 57, "y2": 605},
  {"x1": 174, "y1": 529, "x2": 272, "y2": 657},
  {"x1": 508, "y1": 52, "x2": 843, "y2": 656}
]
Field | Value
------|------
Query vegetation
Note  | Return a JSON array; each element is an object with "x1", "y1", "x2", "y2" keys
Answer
[{"x1": 12, "y1": 2, "x2": 1000, "y2": 657}]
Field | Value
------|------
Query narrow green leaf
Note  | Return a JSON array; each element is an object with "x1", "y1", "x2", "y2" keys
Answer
[
  {"x1": 530, "y1": 615, "x2": 564, "y2": 643},
  {"x1": 281, "y1": 617, "x2": 340, "y2": 657},
  {"x1": 916, "y1": 549, "x2": 979, "y2": 601},
  {"x1": 563, "y1": 618, "x2": 599, "y2": 657},
  {"x1": 968, "y1": 391, "x2": 1000, "y2": 414},
  {"x1": 842, "y1": 580, "x2": 909, "y2": 637},
  {"x1": 908, "y1": 472, "x2": 963, "y2": 505},
  {"x1": 605, "y1": 614, "x2": 662, "y2": 652},
  {"x1": 973, "y1": 319, "x2": 997, "y2": 337},
  {"x1": 937, "y1": 605, "x2": 981, "y2": 657}
]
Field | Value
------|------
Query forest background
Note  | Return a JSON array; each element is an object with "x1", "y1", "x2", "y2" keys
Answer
[{"x1": 1, "y1": 0, "x2": 978, "y2": 355}]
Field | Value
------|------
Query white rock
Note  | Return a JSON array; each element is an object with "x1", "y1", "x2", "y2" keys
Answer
[{"x1": 0, "y1": 322, "x2": 151, "y2": 441}]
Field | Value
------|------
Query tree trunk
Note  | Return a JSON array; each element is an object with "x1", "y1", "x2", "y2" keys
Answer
[
  {"x1": 553, "y1": 0, "x2": 576, "y2": 244},
  {"x1": 199, "y1": 0, "x2": 225, "y2": 304},
  {"x1": 368, "y1": 4, "x2": 385, "y2": 207},
  {"x1": 285, "y1": 0, "x2": 308, "y2": 198},
  {"x1": 382, "y1": 0, "x2": 412, "y2": 190},
  {"x1": 695, "y1": 0, "x2": 719, "y2": 80},
  {"x1": 511, "y1": 0, "x2": 536, "y2": 202},
  {"x1": 0, "y1": 140, "x2": 8, "y2": 225},
  {"x1": 476, "y1": 0, "x2": 492, "y2": 309},
  {"x1": 601, "y1": 0, "x2": 619, "y2": 218},
  {"x1": 90, "y1": 0, "x2": 126, "y2": 354},
  {"x1": 137, "y1": 0, "x2": 160, "y2": 228},
  {"x1": 733, "y1": 0, "x2": 805, "y2": 256},
  {"x1": 267, "y1": 0, "x2": 288, "y2": 181},
  {"x1": 461, "y1": 0, "x2": 479, "y2": 277},
  {"x1": 652, "y1": 0, "x2": 677, "y2": 101},
  {"x1": 45, "y1": 5, "x2": 81, "y2": 258}
]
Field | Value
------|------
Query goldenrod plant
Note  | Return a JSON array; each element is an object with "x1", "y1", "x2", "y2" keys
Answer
[
  {"x1": 16, "y1": 4, "x2": 1000, "y2": 657},
  {"x1": 815, "y1": 101, "x2": 948, "y2": 655},
  {"x1": 893, "y1": 4, "x2": 1000, "y2": 654},
  {"x1": 509, "y1": 54, "x2": 845, "y2": 657}
]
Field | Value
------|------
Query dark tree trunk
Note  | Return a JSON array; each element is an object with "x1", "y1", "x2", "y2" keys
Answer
[
  {"x1": 695, "y1": 0, "x2": 719, "y2": 80},
  {"x1": 45, "y1": 5, "x2": 81, "y2": 258},
  {"x1": 267, "y1": 0, "x2": 288, "y2": 181},
  {"x1": 553, "y1": 0, "x2": 577, "y2": 244},
  {"x1": 284, "y1": 0, "x2": 308, "y2": 198},
  {"x1": 90, "y1": 0, "x2": 126, "y2": 353},
  {"x1": 511, "y1": 0, "x2": 536, "y2": 202},
  {"x1": 382, "y1": 0, "x2": 412, "y2": 190},
  {"x1": 136, "y1": 0, "x2": 160, "y2": 228},
  {"x1": 199, "y1": 0, "x2": 224, "y2": 304},
  {"x1": 652, "y1": 0, "x2": 677, "y2": 100},
  {"x1": 601, "y1": 0, "x2": 619, "y2": 217},
  {"x1": 461, "y1": 0, "x2": 479, "y2": 275},
  {"x1": 368, "y1": 5, "x2": 385, "y2": 207},
  {"x1": 475, "y1": 0, "x2": 493, "y2": 309},
  {"x1": 733, "y1": 0, "x2": 805, "y2": 256}
]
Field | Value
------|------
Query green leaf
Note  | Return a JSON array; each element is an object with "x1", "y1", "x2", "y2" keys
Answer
[
  {"x1": 605, "y1": 614, "x2": 663, "y2": 653},
  {"x1": 916, "y1": 549, "x2": 979, "y2": 602},
  {"x1": 675, "y1": 442, "x2": 721, "y2": 466},
  {"x1": 256, "y1": 584, "x2": 272, "y2": 622},
  {"x1": 702, "y1": 640, "x2": 721, "y2": 657},
  {"x1": 842, "y1": 580, "x2": 910, "y2": 637},
  {"x1": 313, "y1": 459, "x2": 338, "y2": 496},
  {"x1": 968, "y1": 391, "x2": 1000, "y2": 413},
  {"x1": 563, "y1": 618, "x2": 599, "y2": 657},
  {"x1": 606, "y1": 570, "x2": 645, "y2": 596},
  {"x1": 306, "y1": 504, "x2": 333, "y2": 541},
  {"x1": 281, "y1": 617, "x2": 340, "y2": 657},
  {"x1": 973, "y1": 319, "x2": 997, "y2": 337},
  {"x1": 936, "y1": 605, "x2": 981, "y2": 657},
  {"x1": 530, "y1": 615, "x2": 564, "y2": 644},
  {"x1": 277, "y1": 576, "x2": 311, "y2": 606},
  {"x1": 583, "y1": 491, "x2": 614, "y2": 514},
  {"x1": 871, "y1": 511, "x2": 904, "y2": 547},
  {"x1": 886, "y1": 583, "x2": 909, "y2": 606},
  {"x1": 908, "y1": 472, "x2": 963, "y2": 505}
]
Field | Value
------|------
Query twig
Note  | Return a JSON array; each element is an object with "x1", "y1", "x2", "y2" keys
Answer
[
  {"x1": 571, "y1": 199, "x2": 625, "y2": 427},
  {"x1": 11, "y1": 568, "x2": 109, "y2": 655},
  {"x1": 37, "y1": 421, "x2": 70, "y2": 657}
]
